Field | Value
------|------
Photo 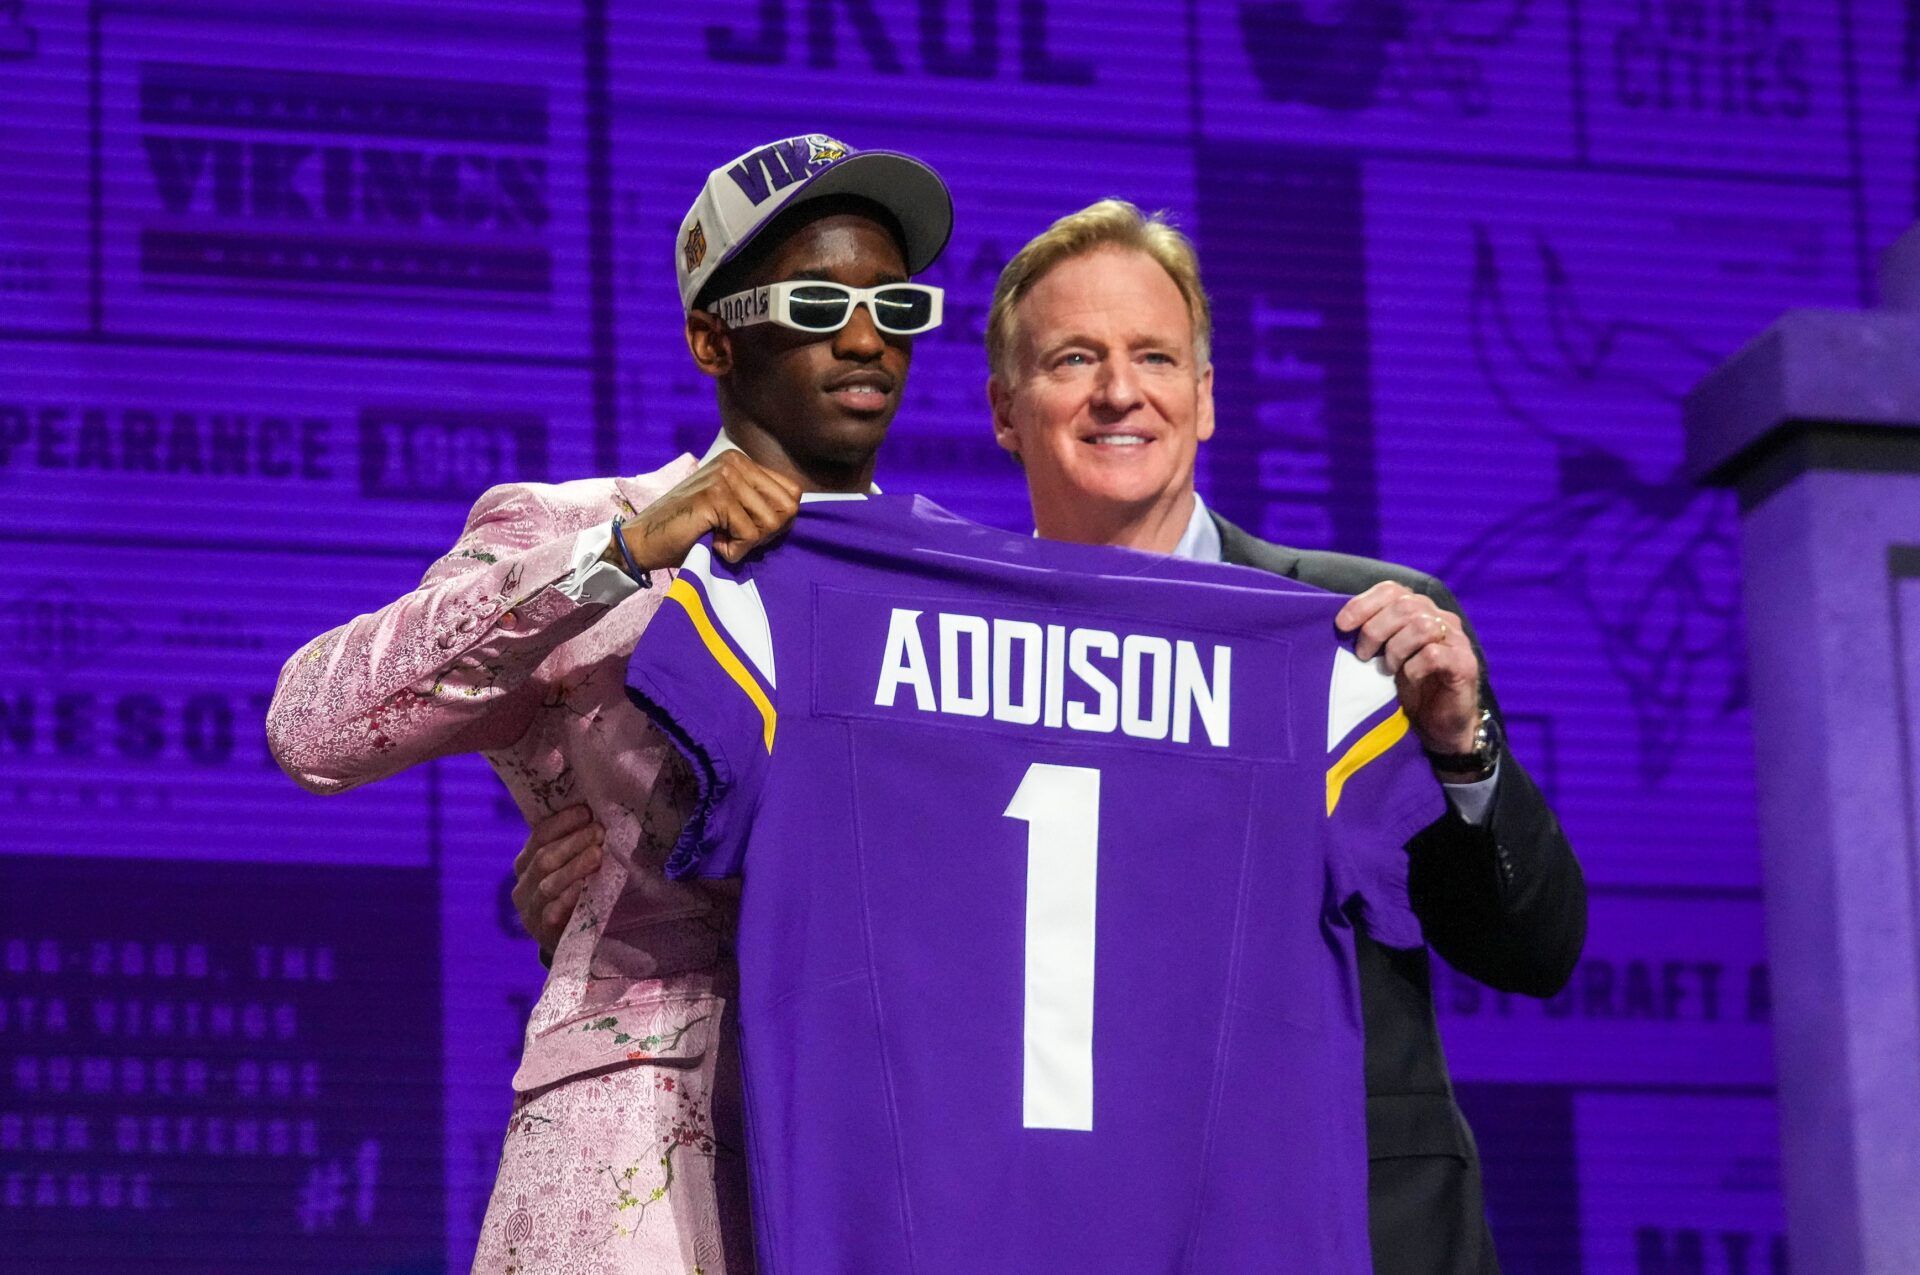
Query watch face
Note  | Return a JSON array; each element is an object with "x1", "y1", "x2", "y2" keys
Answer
[{"x1": 1476, "y1": 712, "x2": 1502, "y2": 773}]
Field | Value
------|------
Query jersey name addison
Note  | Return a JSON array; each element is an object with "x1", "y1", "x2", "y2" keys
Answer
[{"x1": 871, "y1": 607, "x2": 1232, "y2": 748}]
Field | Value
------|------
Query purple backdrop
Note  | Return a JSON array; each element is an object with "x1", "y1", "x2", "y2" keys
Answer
[{"x1": 4, "y1": 1, "x2": 1916, "y2": 1269}]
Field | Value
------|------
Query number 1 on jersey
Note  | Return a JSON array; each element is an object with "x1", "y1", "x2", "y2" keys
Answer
[{"x1": 1005, "y1": 763, "x2": 1100, "y2": 1131}]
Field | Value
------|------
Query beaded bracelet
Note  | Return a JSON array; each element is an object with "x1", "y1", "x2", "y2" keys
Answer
[{"x1": 609, "y1": 516, "x2": 652, "y2": 587}]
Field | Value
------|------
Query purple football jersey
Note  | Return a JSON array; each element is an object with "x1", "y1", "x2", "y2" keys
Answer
[{"x1": 626, "y1": 495, "x2": 1444, "y2": 1274}]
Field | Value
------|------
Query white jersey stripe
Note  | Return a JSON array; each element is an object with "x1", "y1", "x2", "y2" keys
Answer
[
  {"x1": 679, "y1": 542, "x2": 777, "y2": 690},
  {"x1": 1326, "y1": 645, "x2": 1398, "y2": 754}
]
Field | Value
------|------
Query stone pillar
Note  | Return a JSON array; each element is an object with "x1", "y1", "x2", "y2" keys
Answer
[{"x1": 1681, "y1": 224, "x2": 1920, "y2": 1275}]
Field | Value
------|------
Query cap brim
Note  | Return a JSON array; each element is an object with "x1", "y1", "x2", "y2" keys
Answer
[{"x1": 715, "y1": 150, "x2": 955, "y2": 280}]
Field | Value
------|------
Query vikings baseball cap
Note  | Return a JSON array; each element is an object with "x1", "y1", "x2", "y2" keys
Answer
[{"x1": 676, "y1": 133, "x2": 953, "y2": 311}]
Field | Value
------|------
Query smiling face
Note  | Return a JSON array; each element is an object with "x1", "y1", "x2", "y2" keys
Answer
[
  {"x1": 688, "y1": 203, "x2": 913, "y2": 491},
  {"x1": 990, "y1": 246, "x2": 1214, "y2": 550}
]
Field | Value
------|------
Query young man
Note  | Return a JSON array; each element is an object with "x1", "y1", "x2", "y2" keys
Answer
[
  {"x1": 266, "y1": 134, "x2": 952, "y2": 1273},
  {"x1": 518, "y1": 201, "x2": 1584, "y2": 1273}
]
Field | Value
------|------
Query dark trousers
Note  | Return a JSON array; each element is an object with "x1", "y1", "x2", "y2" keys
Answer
[{"x1": 1369, "y1": 1152, "x2": 1501, "y2": 1275}]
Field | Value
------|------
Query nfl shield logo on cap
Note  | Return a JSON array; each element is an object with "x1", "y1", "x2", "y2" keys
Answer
[{"x1": 675, "y1": 134, "x2": 954, "y2": 311}]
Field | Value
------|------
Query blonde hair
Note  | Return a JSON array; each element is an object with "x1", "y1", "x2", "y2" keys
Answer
[{"x1": 986, "y1": 198, "x2": 1212, "y2": 383}]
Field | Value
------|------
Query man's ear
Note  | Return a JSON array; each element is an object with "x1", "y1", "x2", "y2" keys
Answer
[
  {"x1": 686, "y1": 311, "x2": 732, "y2": 378},
  {"x1": 988, "y1": 374, "x2": 1021, "y2": 458},
  {"x1": 1195, "y1": 361, "x2": 1216, "y2": 444}
]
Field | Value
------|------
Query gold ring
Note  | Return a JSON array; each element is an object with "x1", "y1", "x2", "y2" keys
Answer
[{"x1": 1434, "y1": 618, "x2": 1450, "y2": 643}]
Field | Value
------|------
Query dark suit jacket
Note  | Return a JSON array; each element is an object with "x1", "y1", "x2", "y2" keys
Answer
[{"x1": 1214, "y1": 514, "x2": 1586, "y2": 1275}]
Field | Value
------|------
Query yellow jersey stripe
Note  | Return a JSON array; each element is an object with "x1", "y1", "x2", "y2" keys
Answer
[
  {"x1": 1325, "y1": 707, "x2": 1410, "y2": 816},
  {"x1": 668, "y1": 577, "x2": 777, "y2": 754}
]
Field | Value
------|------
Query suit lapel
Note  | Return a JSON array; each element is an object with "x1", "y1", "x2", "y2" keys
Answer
[{"x1": 1210, "y1": 511, "x2": 1303, "y2": 579}]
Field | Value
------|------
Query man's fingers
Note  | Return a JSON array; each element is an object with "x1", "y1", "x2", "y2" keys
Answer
[
  {"x1": 761, "y1": 466, "x2": 804, "y2": 507},
  {"x1": 530, "y1": 826, "x2": 602, "y2": 889},
  {"x1": 1334, "y1": 581, "x2": 1408, "y2": 634},
  {"x1": 542, "y1": 882, "x2": 585, "y2": 932},
  {"x1": 514, "y1": 806, "x2": 588, "y2": 878},
  {"x1": 1380, "y1": 609, "x2": 1453, "y2": 674},
  {"x1": 656, "y1": 451, "x2": 809, "y2": 564},
  {"x1": 1397, "y1": 643, "x2": 1481, "y2": 753},
  {"x1": 1383, "y1": 623, "x2": 1445, "y2": 676},
  {"x1": 734, "y1": 460, "x2": 803, "y2": 531},
  {"x1": 717, "y1": 448, "x2": 805, "y2": 505},
  {"x1": 1356, "y1": 593, "x2": 1440, "y2": 663},
  {"x1": 1399, "y1": 642, "x2": 1462, "y2": 689},
  {"x1": 740, "y1": 457, "x2": 804, "y2": 512},
  {"x1": 1351, "y1": 591, "x2": 1451, "y2": 660},
  {"x1": 684, "y1": 451, "x2": 807, "y2": 563},
  {"x1": 718, "y1": 480, "x2": 788, "y2": 547},
  {"x1": 538, "y1": 839, "x2": 603, "y2": 897},
  {"x1": 704, "y1": 471, "x2": 781, "y2": 556},
  {"x1": 713, "y1": 483, "x2": 801, "y2": 562},
  {"x1": 529, "y1": 804, "x2": 592, "y2": 848},
  {"x1": 1395, "y1": 628, "x2": 1478, "y2": 693}
]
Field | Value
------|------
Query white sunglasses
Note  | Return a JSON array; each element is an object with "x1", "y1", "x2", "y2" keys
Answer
[{"x1": 706, "y1": 281, "x2": 945, "y2": 336}]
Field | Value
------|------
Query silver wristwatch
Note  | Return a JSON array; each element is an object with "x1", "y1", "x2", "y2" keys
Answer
[{"x1": 1421, "y1": 706, "x2": 1501, "y2": 780}]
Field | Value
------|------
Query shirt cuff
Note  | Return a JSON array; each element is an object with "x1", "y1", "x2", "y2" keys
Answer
[
  {"x1": 558, "y1": 520, "x2": 643, "y2": 607},
  {"x1": 1439, "y1": 759, "x2": 1500, "y2": 827}
]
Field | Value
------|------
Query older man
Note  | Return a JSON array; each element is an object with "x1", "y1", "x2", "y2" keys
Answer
[
  {"x1": 983, "y1": 200, "x2": 1584, "y2": 1273},
  {"x1": 516, "y1": 200, "x2": 1584, "y2": 1272}
]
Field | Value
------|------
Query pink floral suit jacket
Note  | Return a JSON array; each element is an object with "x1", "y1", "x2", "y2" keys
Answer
[{"x1": 267, "y1": 454, "x2": 754, "y2": 1274}]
